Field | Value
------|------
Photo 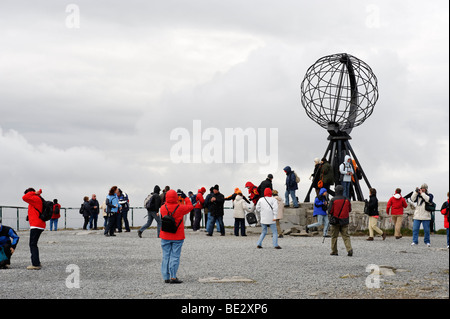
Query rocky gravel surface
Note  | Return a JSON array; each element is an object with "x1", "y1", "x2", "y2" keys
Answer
[{"x1": 1, "y1": 228, "x2": 448, "y2": 299}]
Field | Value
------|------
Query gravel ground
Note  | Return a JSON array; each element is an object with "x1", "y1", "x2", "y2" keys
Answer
[{"x1": 0, "y1": 228, "x2": 448, "y2": 299}]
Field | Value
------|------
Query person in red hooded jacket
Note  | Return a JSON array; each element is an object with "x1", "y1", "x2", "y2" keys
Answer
[
  {"x1": 386, "y1": 188, "x2": 408, "y2": 239},
  {"x1": 159, "y1": 189, "x2": 193, "y2": 284},
  {"x1": 192, "y1": 187, "x2": 206, "y2": 231},
  {"x1": 441, "y1": 192, "x2": 449, "y2": 249},
  {"x1": 22, "y1": 188, "x2": 46, "y2": 270}
]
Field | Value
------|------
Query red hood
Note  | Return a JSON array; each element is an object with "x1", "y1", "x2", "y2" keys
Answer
[
  {"x1": 264, "y1": 188, "x2": 272, "y2": 197},
  {"x1": 245, "y1": 182, "x2": 255, "y2": 188},
  {"x1": 165, "y1": 190, "x2": 178, "y2": 204},
  {"x1": 199, "y1": 187, "x2": 206, "y2": 194}
]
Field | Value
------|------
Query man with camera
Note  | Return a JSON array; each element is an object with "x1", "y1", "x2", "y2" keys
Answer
[{"x1": 410, "y1": 183, "x2": 434, "y2": 247}]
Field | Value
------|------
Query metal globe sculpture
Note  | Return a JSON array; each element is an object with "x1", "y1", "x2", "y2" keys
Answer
[
  {"x1": 301, "y1": 53, "x2": 379, "y2": 202},
  {"x1": 301, "y1": 53, "x2": 379, "y2": 135}
]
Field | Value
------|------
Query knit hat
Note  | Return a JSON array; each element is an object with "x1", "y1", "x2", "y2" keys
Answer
[
  {"x1": 234, "y1": 188, "x2": 241, "y2": 194},
  {"x1": 213, "y1": 184, "x2": 220, "y2": 191},
  {"x1": 420, "y1": 183, "x2": 428, "y2": 190}
]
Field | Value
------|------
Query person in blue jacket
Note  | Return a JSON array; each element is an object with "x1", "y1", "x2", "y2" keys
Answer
[
  {"x1": 104, "y1": 186, "x2": 121, "y2": 237},
  {"x1": 283, "y1": 166, "x2": 299, "y2": 208},
  {"x1": 305, "y1": 188, "x2": 330, "y2": 237},
  {"x1": 0, "y1": 217, "x2": 20, "y2": 269}
]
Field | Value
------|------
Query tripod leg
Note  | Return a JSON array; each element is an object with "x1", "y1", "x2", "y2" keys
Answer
[
  {"x1": 304, "y1": 140, "x2": 333, "y2": 202},
  {"x1": 344, "y1": 140, "x2": 371, "y2": 200}
]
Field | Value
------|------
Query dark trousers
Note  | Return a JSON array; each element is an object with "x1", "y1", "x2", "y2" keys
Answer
[
  {"x1": 82, "y1": 215, "x2": 90, "y2": 230},
  {"x1": 30, "y1": 228, "x2": 44, "y2": 266},
  {"x1": 234, "y1": 218, "x2": 246, "y2": 236},
  {"x1": 104, "y1": 213, "x2": 117, "y2": 235},
  {"x1": 121, "y1": 211, "x2": 130, "y2": 231},
  {"x1": 193, "y1": 208, "x2": 202, "y2": 231}
]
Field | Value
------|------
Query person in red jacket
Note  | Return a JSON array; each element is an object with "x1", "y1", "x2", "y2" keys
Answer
[
  {"x1": 159, "y1": 189, "x2": 193, "y2": 284},
  {"x1": 50, "y1": 199, "x2": 61, "y2": 231},
  {"x1": 386, "y1": 188, "x2": 408, "y2": 239},
  {"x1": 192, "y1": 187, "x2": 206, "y2": 232},
  {"x1": 441, "y1": 192, "x2": 449, "y2": 249},
  {"x1": 327, "y1": 185, "x2": 353, "y2": 256},
  {"x1": 22, "y1": 188, "x2": 45, "y2": 270}
]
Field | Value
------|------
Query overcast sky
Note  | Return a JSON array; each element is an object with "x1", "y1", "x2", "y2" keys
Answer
[{"x1": 0, "y1": 0, "x2": 448, "y2": 209}]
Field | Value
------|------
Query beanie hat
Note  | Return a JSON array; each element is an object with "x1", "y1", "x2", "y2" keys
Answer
[
  {"x1": 213, "y1": 184, "x2": 219, "y2": 191},
  {"x1": 420, "y1": 183, "x2": 428, "y2": 190}
]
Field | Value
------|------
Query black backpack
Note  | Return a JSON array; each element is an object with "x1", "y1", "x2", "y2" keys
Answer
[
  {"x1": 161, "y1": 204, "x2": 182, "y2": 233},
  {"x1": 37, "y1": 196, "x2": 55, "y2": 221}
]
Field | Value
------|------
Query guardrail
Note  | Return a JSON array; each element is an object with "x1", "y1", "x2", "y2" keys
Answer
[{"x1": 0, "y1": 205, "x2": 234, "y2": 230}]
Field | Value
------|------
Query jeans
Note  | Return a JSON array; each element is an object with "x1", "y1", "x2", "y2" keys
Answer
[
  {"x1": 342, "y1": 181, "x2": 351, "y2": 199},
  {"x1": 30, "y1": 228, "x2": 44, "y2": 266},
  {"x1": 206, "y1": 213, "x2": 223, "y2": 234},
  {"x1": 49, "y1": 218, "x2": 58, "y2": 231},
  {"x1": 447, "y1": 229, "x2": 449, "y2": 247},
  {"x1": 307, "y1": 215, "x2": 329, "y2": 236},
  {"x1": 257, "y1": 224, "x2": 278, "y2": 247},
  {"x1": 119, "y1": 210, "x2": 130, "y2": 232},
  {"x1": 89, "y1": 213, "x2": 98, "y2": 229},
  {"x1": 412, "y1": 219, "x2": 430, "y2": 245},
  {"x1": 161, "y1": 239, "x2": 184, "y2": 280},
  {"x1": 140, "y1": 211, "x2": 161, "y2": 237},
  {"x1": 207, "y1": 215, "x2": 224, "y2": 235},
  {"x1": 285, "y1": 190, "x2": 299, "y2": 207}
]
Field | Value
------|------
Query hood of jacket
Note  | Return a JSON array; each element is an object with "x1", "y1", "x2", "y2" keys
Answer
[
  {"x1": 344, "y1": 155, "x2": 352, "y2": 163},
  {"x1": 394, "y1": 193, "x2": 402, "y2": 199},
  {"x1": 264, "y1": 188, "x2": 273, "y2": 197},
  {"x1": 154, "y1": 185, "x2": 161, "y2": 194},
  {"x1": 165, "y1": 189, "x2": 178, "y2": 204},
  {"x1": 319, "y1": 188, "x2": 328, "y2": 196},
  {"x1": 198, "y1": 187, "x2": 206, "y2": 194},
  {"x1": 283, "y1": 166, "x2": 292, "y2": 174},
  {"x1": 245, "y1": 182, "x2": 256, "y2": 189},
  {"x1": 335, "y1": 185, "x2": 344, "y2": 196}
]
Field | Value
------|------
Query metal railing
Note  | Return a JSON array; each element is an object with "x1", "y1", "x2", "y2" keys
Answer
[{"x1": 0, "y1": 205, "x2": 235, "y2": 230}]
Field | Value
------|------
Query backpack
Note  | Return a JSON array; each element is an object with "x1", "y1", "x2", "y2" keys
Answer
[
  {"x1": 161, "y1": 204, "x2": 182, "y2": 233},
  {"x1": 37, "y1": 196, "x2": 55, "y2": 221},
  {"x1": 424, "y1": 194, "x2": 436, "y2": 212},
  {"x1": 54, "y1": 205, "x2": 60, "y2": 216},
  {"x1": 294, "y1": 171, "x2": 300, "y2": 183},
  {"x1": 144, "y1": 194, "x2": 153, "y2": 210}
]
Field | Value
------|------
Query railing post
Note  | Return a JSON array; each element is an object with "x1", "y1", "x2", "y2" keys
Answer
[
  {"x1": 131, "y1": 208, "x2": 134, "y2": 228},
  {"x1": 64, "y1": 208, "x2": 67, "y2": 230},
  {"x1": 16, "y1": 208, "x2": 20, "y2": 230}
]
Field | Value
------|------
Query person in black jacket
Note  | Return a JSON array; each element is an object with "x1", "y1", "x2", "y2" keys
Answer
[
  {"x1": 89, "y1": 194, "x2": 100, "y2": 230},
  {"x1": 206, "y1": 185, "x2": 225, "y2": 236},
  {"x1": 81, "y1": 196, "x2": 92, "y2": 230},
  {"x1": 257, "y1": 174, "x2": 273, "y2": 198},
  {"x1": 366, "y1": 188, "x2": 386, "y2": 241},
  {"x1": 138, "y1": 185, "x2": 162, "y2": 238}
]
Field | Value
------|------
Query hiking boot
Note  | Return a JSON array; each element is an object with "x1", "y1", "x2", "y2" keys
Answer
[
  {"x1": 366, "y1": 237, "x2": 374, "y2": 241},
  {"x1": 382, "y1": 232, "x2": 387, "y2": 240},
  {"x1": 274, "y1": 246, "x2": 282, "y2": 250},
  {"x1": 27, "y1": 265, "x2": 41, "y2": 270},
  {"x1": 347, "y1": 249, "x2": 353, "y2": 257},
  {"x1": 330, "y1": 252, "x2": 338, "y2": 256},
  {"x1": 170, "y1": 278, "x2": 183, "y2": 284},
  {"x1": 137, "y1": 230, "x2": 142, "y2": 238},
  {"x1": 305, "y1": 226, "x2": 309, "y2": 233}
]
